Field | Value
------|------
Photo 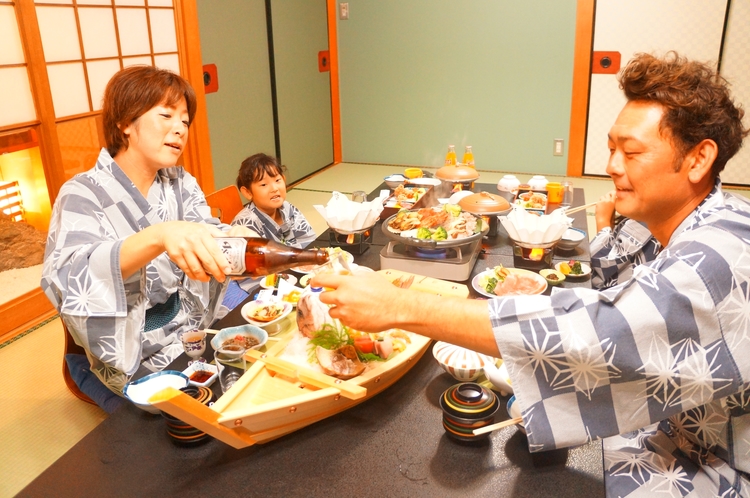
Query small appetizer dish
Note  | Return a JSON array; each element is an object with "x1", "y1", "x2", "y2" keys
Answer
[
  {"x1": 539, "y1": 268, "x2": 566, "y2": 286},
  {"x1": 555, "y1": 260, "x2": 591, "y2": 278},
  {"x1": 556, "y1": 227, "x2": 586, "y2": 251},
  {"x1": 260, "y1": 273, "x2": 298, "y2": 289},
  {"x1": 241, "y1": 300, "x2": 293, "y2": 328},
  {"x1": 384, "y1": 174, "x2": 407, "y2": 189},
  {"x1": 124, "y1": 371, "x2": 189, "y2": 414},
  {"x1": 210, "y1": 324, "x2": 268, "y2": 351},
  {"x1": 182, "y1": 362, "x2": 218, "y2": 388}
]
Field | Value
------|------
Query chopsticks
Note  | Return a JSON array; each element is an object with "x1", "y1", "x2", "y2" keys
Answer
[
  {"x1": 472, "y1": 417, "x2": 523, "y2": 436},
  {"x1": 562, "y1": 201, "x2": 599, "y2": 215}
]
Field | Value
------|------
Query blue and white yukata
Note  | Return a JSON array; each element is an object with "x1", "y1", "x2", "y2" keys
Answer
[
  {"x1": 491, "y1": 180, "x2": 750, "y2": 497},
  {"x1": 41, "y1": 149, "x2": 229, "y2": 395},
  {"x1": 231, "y1": 201, "x2": 316, "y2": 249}
]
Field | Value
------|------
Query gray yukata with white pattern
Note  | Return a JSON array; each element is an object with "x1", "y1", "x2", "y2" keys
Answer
[
  {"x1": 231, "y1": 201, "x2": 316, "y2": 249},
  {"x1": 590, "y1": 219, "x2": 662, "y2": 289},
  {"x1": 41, "y1": 148, "x2": 229, "y2": 394},
  {"x1": 491, "y1": 179, "x2": 750, "y2": 497}
]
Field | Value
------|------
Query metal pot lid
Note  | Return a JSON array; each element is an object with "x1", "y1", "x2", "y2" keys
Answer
[
  {"x1": 435, "y1": 165, "x2": 480, "y2": 181},
  {"x1": 458, "y1": 191, "x2": 511, "y2": 214}
]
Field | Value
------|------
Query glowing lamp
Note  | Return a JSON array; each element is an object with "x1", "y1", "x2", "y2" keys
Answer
[{"x1": 0, "y1": 180, "x2": 24, "y2": 222}]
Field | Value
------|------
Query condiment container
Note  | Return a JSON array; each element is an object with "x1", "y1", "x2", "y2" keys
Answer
[{"x1": 439, "y1": 382, "x2": 500, "y2": 442}]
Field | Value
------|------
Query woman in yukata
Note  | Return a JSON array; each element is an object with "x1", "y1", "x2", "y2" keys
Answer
[{"x1": 41, "y1": 65, "x2": 257, "y2": 411}]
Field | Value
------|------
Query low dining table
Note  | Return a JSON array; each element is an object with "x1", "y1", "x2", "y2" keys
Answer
[{"x1": 20, "y1": 182, "x2": 605, "y2": 497}]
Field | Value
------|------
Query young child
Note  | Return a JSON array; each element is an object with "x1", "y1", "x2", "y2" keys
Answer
[{"x1": 232, "y1": 153, "x2": 316, "y2": 248}]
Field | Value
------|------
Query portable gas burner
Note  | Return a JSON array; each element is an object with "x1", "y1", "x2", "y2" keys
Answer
[
  {"x1": 380, "y1": 238, "x2": 482, "y2": 281},
  {"x1": 512, "y1": 244, "x2": 554, "y2": 271},
  {"x1": 329, "y1": 228, "x2": 373, "y2": 255}
]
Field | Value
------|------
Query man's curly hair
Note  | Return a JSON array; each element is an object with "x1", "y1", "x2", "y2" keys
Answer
[{"x1": 618, "y1": 52, "x2": 749, "y2": 176}]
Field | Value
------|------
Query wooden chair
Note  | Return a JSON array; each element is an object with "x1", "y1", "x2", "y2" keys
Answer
[
  {"x1": 61, "y1": 320, "x2": 96, "y2": 405},
  {"x1": 205, "y1": 185, "x2": 244, "y2": 224}
]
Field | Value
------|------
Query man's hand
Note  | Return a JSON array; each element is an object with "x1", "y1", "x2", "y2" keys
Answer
[{"x1": 595, "y1": 190, "x2": 617, "y2": 232}]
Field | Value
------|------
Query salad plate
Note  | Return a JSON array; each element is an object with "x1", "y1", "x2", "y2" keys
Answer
[
  {"x1": 555, "y1": 261, "x2": 591, "y2": 278},
  {"x1": 472, "y1": 267, "x2": 547, "y2": 298}
]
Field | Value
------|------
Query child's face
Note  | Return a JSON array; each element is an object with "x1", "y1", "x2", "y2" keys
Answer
[{"x1": 248, "y1": 172, "x2": 287, "y2": 215}]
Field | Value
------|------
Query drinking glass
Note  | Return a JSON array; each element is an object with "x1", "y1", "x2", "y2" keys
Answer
[
  {"x1": 351, "y1": 190, "x2": 367, "y2": 203},
  {"x1": 215, "y1": 345, "x2": 247, "y2": 393},
  {"x1": 561, "y1": 181, "x2": 574, "y2": 207},
  {"x1": 179, "y1": 329, "x2": 207, "y2": 365}
]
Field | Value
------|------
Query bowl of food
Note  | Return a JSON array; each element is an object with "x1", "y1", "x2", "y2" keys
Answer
[
  {"x1": 433, "y1": 341, "x2": 497, "y2": 381},
  {"x1": 440, "y1": 382, "x2": 500, "y2": 442},
  {"x1": 506, "y1": 395, "x2": 526, "y2": 434},
  {"x1": 539, "y1": 268, "x2": 566, "y2": 286},
  {"x1": 210, "y1": 324, "x2": 268, "y2": 352},
  {"x1": 123, "y1": 370, "x2": 189, "y2": 414},
  {"x1": 181, "y1": 362, "x2": 218, "y2": 388},
  {"x1": 556, "y1": 227, "x2": 586, "y2": 251},
  {"x1": 384, "y1": 174, "x2": 407, "y2": 189},
  {"x1": 555, "y1": 260, "x2": 591, "y2": 278}
]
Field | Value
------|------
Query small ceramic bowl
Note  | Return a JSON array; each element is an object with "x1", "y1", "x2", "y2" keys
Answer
[
  {"x1": 539, "y1": 269, "x2": 566, "y2": 286},
  {"x1": 182, "y1": 362, "x2": 218, "y2": 388},
  {"x1": 210, "y1": 324, "x2": 268, "y2": 352},
  {"x1": 506, "y1": 395, "x2": 526, "y2": 434},
  {"x1": 124, "y1": 370, "x2": 189, "y2": 414},
  {"x1": 384, "y1": 174, "x2": 407, "y2": 189},
  {"x1": 556, "y1": 227, "x2": 586, "y2": 251},
  {"x1": 439, "y1": 382, "x2": 500, "y2": 442},
  {"x1": 433, "y1": 342, "x2": 497, "y2": 381},
  {"x1": 483, "y1": 360, "x2": 513, "y2": 395}
]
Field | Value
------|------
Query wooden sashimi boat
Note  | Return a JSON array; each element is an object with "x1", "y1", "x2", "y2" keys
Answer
[{"x1": 150, "y1": 270, "x2": 468, "y2": 449}]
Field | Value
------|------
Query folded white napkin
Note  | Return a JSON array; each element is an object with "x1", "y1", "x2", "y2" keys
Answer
[
  {"x1": 499, "y1": 206, "x2": 571, "y2": 245},
  {"x1": 314, "y1": 191, "x2": 389, "y2": 232}
]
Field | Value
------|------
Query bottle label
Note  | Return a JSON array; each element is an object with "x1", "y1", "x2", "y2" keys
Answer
[{"x1": 216, "y1": 237, "x2": 247, "y2": 275}]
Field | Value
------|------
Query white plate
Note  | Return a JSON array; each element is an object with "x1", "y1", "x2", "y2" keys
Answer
[
  {"x1": 241, "y1": 300, "x2": 293, "y2": 327},
  {"x1": 555, "y1": 261, "x2": 592, "y2": 278},
  {"x1": 182, "y1": 362, "x2": 218, "y2": 388},
  {"x1": 406, "y1": 177, "x2": 441, "y2": 187},
  {"x1": 259, "y1": 273, "x2": 298, "y2": 289},
  {"x1": 472, "y1": 268, "x2": 548, "y2": 298}
]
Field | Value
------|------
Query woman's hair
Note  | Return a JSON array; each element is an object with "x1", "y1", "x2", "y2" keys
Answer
[
  {"x1": 102, "y1": 65, "x2": 197, "y2": 157},
  {"x1": 619, "y1": 52, "x2": 749, "y2": 177},
  {"x1": 236, "y1": 153, "x2": 287, "y2": 190}
]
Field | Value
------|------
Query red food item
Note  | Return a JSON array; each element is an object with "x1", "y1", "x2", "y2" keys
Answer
[
  {"x1": 354, "y1": 336, "x2": 374, "y2": 354},
  {"x1": 189, "y1": 370, "x2": 213, "y2": 383}
]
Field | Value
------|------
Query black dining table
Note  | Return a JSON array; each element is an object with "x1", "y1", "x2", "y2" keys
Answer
[{"x1": 20, "y1": 182, "x2": 604, "y2": 497}]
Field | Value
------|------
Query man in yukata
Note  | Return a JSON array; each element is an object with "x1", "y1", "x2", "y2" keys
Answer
[{"x1": 313, "y1": 52, "x2": 750, "y2": 497}]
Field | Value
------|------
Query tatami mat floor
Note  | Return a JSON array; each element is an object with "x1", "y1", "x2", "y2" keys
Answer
[{"x1": 2, "y1": 162, "x2": 747, "y2": 496}]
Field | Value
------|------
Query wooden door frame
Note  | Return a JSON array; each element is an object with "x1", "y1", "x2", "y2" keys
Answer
[
  {"x1": 327, "y1": 0, "x2": 342, "y2": 164},
  {"x1": 566, "y1": 0, "x2": 595, "y2": 177}
]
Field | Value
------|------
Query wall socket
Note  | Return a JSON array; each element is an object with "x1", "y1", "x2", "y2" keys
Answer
[
  {"x1": 553, "y1": 139, "x2": 564, "y2": 156},
  {"x1": 340, "y1": 3, "x2": 349, "y2": 20}
]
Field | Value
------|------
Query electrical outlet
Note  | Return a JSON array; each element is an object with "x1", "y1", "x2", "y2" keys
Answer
[
  {"x1": 553, "y1": 139, "x2": 564, "y2": 156},
  {"x1": 340, "y1": 3, "x2": 349, "y2": 20}
]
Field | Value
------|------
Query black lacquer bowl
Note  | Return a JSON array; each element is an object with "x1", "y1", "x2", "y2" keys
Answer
[
  {"x1": 439, "y1": 382, "x2": 499, "y2": 442},
  {"x1": 160, "y1": 385, "x2": 215, "y2": 446}
]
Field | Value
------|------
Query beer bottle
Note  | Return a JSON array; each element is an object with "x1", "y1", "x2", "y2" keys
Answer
[{"x1": 216, "y1": 237, "x2": 329, "y2": 276}]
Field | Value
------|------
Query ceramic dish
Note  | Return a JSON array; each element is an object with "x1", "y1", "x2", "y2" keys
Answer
[
  {"x1": 259, "y1": 273, "x2": 298, "y2": 289},
  {"x1": 539, "y1": 268, "x2": 566, "y2": 286},
  {"x1": 433, "y1": 341, "x2": 497, "y2": 381},
  {"x1": 557, "y1": 227, "x2": 587, "y2": 251},
  {"x1": 384, "y1": 174, "x2": 407, "y2": 189},
  {"x1": 182, "y1": 362, "x2": 218, "y2": 388},
  {"x1": 406, "y1": 177, "x2": 441, "y2": 187},
  {"x1": 241, "y1": 300, "x2": 293, "y2": 328},
  {"x1": 124, "y1": 370, "x2": 189, "y2": 414},
  {"x1": 555, "y1": 261, "x2": 592, "y2": 279},
  {"x1": 210, "y1": 324, "x2": 268, "y2": 351},
  {"x1": 506, "y1": 395, "x2": 526, "y2": 434},
  {"x1": 472, "y1": 268, "x2": 548, "y2": 298},
  {"x1": 483, "y1": 361, "x2": 513, "y2": 395}
]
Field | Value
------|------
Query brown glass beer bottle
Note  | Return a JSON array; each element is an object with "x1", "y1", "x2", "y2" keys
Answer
[{"x1": 216, "y1": 237, "x2": 330, "y2": 276}]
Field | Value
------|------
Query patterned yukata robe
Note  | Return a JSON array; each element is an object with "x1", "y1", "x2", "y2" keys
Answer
[
  {"x1": 490, "y1": 180, "x2": 750, "y2": 497},
  {"x1": 41, "y1": 149, "x2": 228, "y2": 394},
  {"x1": 231, "y1": 201, "x2": 316, "y2": 249},
  {"x1": 590, "y1": 219, "x2": 661, "y2": 289}
]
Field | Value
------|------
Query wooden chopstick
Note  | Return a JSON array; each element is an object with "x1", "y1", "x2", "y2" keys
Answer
[
  {"x1": 472, "y1": 416, "x2": 523, "y2": 436},
  {"x1": 563, "y1": 201, "x2": 599, "y2": 215}
]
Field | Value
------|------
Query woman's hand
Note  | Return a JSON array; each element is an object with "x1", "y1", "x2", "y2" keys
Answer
[{"x1": 595, "y1": 190, "x2": 617, "y2": 232}]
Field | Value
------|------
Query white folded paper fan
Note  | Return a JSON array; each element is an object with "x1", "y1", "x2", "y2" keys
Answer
[
  {"x1": 313, "y1": 191, "x2": 389, "y2": 232},
  {"x1": 500, "y1": 206, "x2": 572, "y2": 246}
]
